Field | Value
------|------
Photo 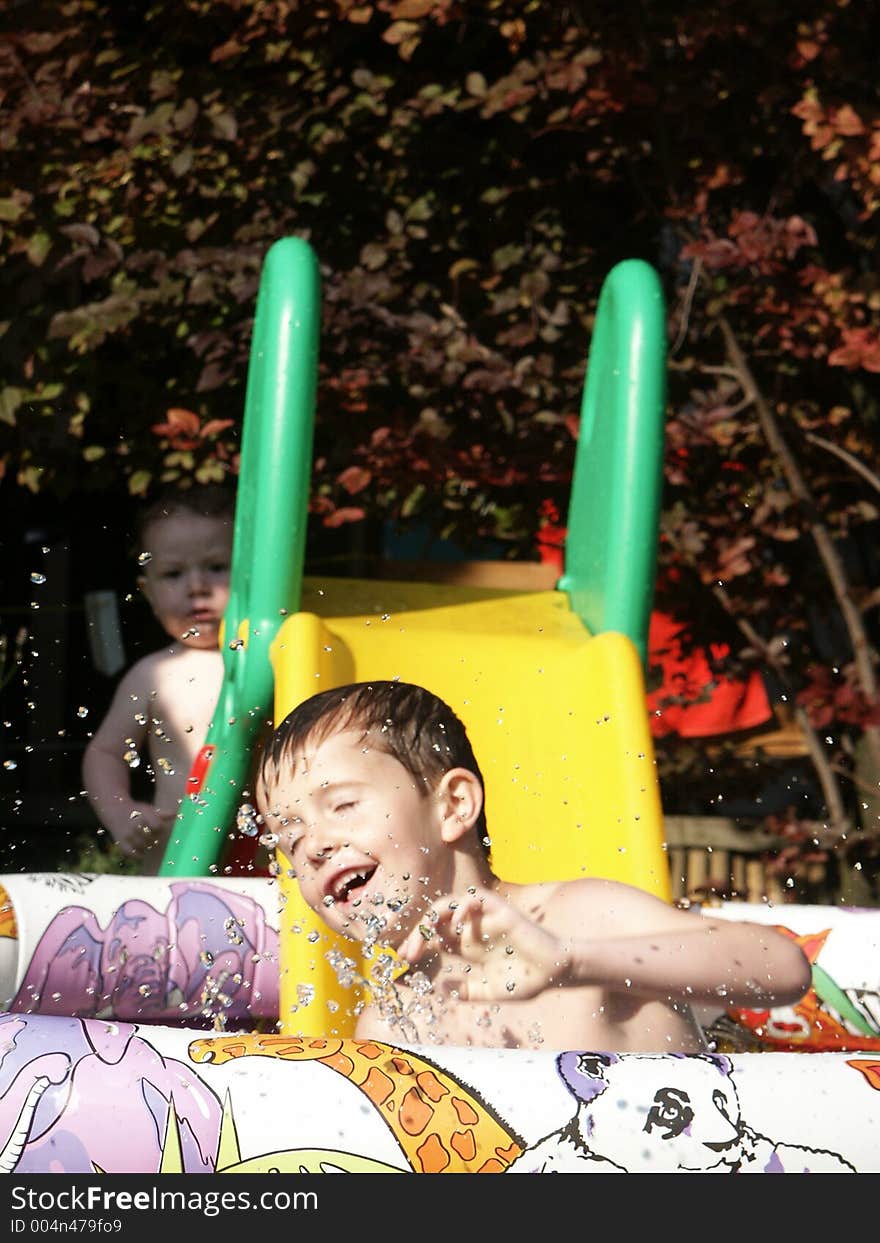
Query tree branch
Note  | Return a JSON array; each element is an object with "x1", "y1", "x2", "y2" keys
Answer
[
  {"x1": 711, "y1": 584, "x2": 851, "y2": 835},
  {"x1": 717, "y1": 315, "x2": 880, "y2": 780},
  {"x1": 806, "y1": 431, "x2": 880, "y2": 498}
]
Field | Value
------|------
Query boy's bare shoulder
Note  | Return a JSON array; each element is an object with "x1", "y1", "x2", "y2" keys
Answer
[
  {"x1": 115, "y1": 648, "x2": 170, "y2": 693},
  {"x1": 104, "y1": 645, "x2": 183, "y2": 713},
  {"x1": 508, "y1": 875, "x2": 692, "y2": 936}
]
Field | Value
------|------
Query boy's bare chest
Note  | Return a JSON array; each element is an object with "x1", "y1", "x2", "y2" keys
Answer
[
  {"x1": 145, "y1": 650, "x2": 223, "y2": 747},
  {"x1": 362, "y1": 980, "x2": 704, "y2": 1054},
  {"x1": 362, "y1": 981, "x2": 609, "y2": 1051}
]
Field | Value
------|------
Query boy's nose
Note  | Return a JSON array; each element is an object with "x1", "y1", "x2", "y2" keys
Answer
[
  {"x1": 302, "y1": 822, "x2": 342, "y2": 865},
  {"x1": 185, "y1": 567, "x2": 210, "y2": 593}
]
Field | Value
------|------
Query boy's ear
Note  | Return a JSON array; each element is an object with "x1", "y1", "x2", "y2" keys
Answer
[{"x1": 436, "y1": 768, "x2": 483, "y2": 844}]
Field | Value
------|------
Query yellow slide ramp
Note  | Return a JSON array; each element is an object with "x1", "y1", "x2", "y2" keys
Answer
[{"x1": 270, "y1": 576, "x2": 669, "y2": 1038}]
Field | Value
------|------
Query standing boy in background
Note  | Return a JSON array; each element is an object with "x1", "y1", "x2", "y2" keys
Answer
[{"x1": 82, "y1": 484, "x2": 234, "y2": 874}]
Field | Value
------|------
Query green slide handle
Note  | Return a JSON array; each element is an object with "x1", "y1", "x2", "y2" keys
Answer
[
  {"x1": 159, "y1": 237, "x2": 321, "y2": 875},
  {"x1": 811, "y1": 963, "x2": 879, "y2": 1039},
  {"x1": 558, "y1": 259, "x2": 667, "y2": 665}
]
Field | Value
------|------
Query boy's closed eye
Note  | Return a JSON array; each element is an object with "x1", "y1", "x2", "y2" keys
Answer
[{"x1": 276, "y1": 820, "x2": 304, "y2": 855}]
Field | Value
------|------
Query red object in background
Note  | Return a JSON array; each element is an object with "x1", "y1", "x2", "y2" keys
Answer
[
  {"x1": 222, "y1": 832, "x2": 269, "y2": 876},
  {"x1": 645, "y1": 610, "x2": 772, "y2": 738},
  {"x1": 536, "y1": 510, "x2": 772, "y2": 739},
  {"x1": 186, "y1": 744, "x2": 215, "y2": 794}
]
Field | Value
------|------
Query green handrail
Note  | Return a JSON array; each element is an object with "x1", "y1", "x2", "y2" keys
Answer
[
  {"x1": 159, "y1": 237, "x2": 321, "y2": 875},
  {"x1": 557, "y1": 259, "x2": 667, "y2": 664}
]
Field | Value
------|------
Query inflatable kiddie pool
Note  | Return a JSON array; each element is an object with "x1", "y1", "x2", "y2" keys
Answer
[
  {"x1": 1, "y1": 875, "x2": 880, "y2": 1173},
  {"x1": 3, "y1": 240, "x2": 879, "y2": 1175}
]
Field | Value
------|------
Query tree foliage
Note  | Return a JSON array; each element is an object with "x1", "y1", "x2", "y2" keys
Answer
[{"x1": 2, "y1": 1, "x2": 879, "y2": 884}]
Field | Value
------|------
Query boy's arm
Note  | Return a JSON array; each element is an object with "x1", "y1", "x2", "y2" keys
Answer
[
  {"x1": 401, "y1": 880, "x2": 812, "y2": 1010},
  {"x1": 554, "y1": 880, "x2": 813, "y2": 1007},
  {"x1": 81, "y1": 660, "x2": 173, "y2": 858}
]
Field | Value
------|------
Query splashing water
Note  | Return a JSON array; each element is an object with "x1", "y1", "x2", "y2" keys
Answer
[{"x1": 236, "y1": 802, "x2": 261, "y2": 837}]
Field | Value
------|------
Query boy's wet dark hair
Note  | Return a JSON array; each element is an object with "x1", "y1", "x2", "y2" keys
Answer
[
  {"x1": 134, "y1": 482, "x2": 236, "y2": 553},
  {"x1": 258, "y1": 680, "x2": 490, "y2": 856}
]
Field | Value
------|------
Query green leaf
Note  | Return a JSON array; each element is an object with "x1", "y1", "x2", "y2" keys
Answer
[
  {"x1": 402, "y1": 483, "x2": 426, "y2": 517},
  {"x1": 27, "y1": 231, "x2": 52, "y2": 267},
  {"x1": 492, "y1": 244, "x2": 525, "y2": 272},
  {"x1": 0, "y1": 197, "x2": 27, "y2": 223},
  {"x1": 360, "y1": 242, "x2": 387, "y2": 270},
  {"x1": 405, "y1": 196, "x2": 434, "y2": 222},
  {"x1": 128, "y1": 470, "x2": 153, "y2": 497},
  {"x1": 0, "y1": 387, "x2": 26, "y2": 426}
]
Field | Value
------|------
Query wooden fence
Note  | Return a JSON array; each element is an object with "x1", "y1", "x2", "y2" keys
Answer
[{"x1": 664, "y1": 815, "x2": 803, "y2": 907}]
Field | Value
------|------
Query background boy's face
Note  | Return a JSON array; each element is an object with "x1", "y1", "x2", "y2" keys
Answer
[
  {"x1": 138, "y1": 510, "x2": 232, "y2": 650},
  {"x1": 258, "y1": 727, "x2": 445, "y2": 947}
]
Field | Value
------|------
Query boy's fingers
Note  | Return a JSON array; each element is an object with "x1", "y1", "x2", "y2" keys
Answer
[
  {"x1": 400, "y1": 892, "x2": 511, "y2": 974},
  {"x1": 399, "y1": 927, "x2": 427, "y2": 966}
]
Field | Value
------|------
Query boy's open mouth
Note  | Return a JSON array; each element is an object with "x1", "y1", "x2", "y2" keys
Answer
[{"x1": 328, "y1": 864, "x2": 378, "y2": 905}]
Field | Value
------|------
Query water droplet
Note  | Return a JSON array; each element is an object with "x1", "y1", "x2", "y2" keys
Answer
[
  {"x1": 30, "y1": 572, "x2": 46, "y2": 585},
  {"x1": 138, "y1": 552, "x2": 152, "y2": 566},
  {"x1": 236, "y1": 802, "x2": 261, "y2": 837},
  {"x1": 3, "y1": 760, "x2": 17, "y2": 771}
]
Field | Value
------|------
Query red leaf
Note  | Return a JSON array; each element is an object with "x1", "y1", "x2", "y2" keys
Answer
[
  {"x1": 200, "y1": 419, "x2": 235, "y2": 438},
  {"x1": 323, "y1": 506, "x2": 366, "y2": 528},
  {"x1": 337, "y1": 466, "x2": 372, "y2": 495},
  {"x1": 155, "y1": 407, "x2": 201, "y2": 437}
]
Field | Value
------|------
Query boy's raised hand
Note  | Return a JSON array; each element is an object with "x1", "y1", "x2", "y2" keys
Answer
[{"x1": 399, "y1": 888, "x2": 571, "y2": 1002}]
